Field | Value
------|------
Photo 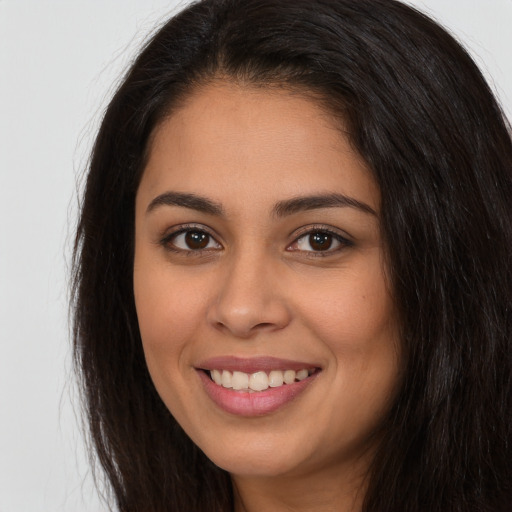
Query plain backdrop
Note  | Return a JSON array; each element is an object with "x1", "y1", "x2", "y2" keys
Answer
[{"x1": 0, "y1": 1, "x2": 511, "y2": 511}]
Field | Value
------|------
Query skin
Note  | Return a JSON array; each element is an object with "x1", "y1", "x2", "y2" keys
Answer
[{"x1": 133, "y1": 81, "x2": 401, "y2": 512}]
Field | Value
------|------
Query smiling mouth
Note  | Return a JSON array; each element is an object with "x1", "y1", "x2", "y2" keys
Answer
[
  {"x1": 197, "y1": 359, "x2": 321, "y2": 416},
  {"x1": 204, "y1": 368, "x2": 319, "y2": 392}
]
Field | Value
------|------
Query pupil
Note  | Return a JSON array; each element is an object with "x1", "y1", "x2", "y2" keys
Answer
[
  {"x1": 309, "y1": 232, "x2": 332, "y2": 251},
  {"x1": 185, "y1": 231, "x2": 208, "y2": 249}
]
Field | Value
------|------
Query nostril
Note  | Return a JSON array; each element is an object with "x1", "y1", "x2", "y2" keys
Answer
[
  {"x1": 213, "y1": 320, "x2": 285, "y2": 339},
  {"x1": 254, "y1": 322, "x2": 276, "y2": 330}
]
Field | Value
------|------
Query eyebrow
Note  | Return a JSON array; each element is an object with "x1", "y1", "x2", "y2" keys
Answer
[
  {"x1": 146, "y1": 191, "x2": 224, "y2": 216},
  {"x1": 272, "y1": 193, "x2": 377, "y2": 217},
  {"x1": 146, "y1": 191, "x2": 376, "y2": 217}
]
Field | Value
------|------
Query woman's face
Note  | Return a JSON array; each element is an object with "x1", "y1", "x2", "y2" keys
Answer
[{"x1": 134, "y1": 82, "x2": 400, "y2": 481}]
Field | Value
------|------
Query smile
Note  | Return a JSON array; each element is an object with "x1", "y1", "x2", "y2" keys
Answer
[
  {"x1": 197, "y1": 357, "x2": 321, "y2": 416},
  {"x1": 208, "y1": 368, "x2": 316, "y2": 392}
]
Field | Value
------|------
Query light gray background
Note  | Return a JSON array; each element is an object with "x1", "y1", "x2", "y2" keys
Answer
[{"x1": 0, "y1": 1, "x2": 511, "y2": 511}]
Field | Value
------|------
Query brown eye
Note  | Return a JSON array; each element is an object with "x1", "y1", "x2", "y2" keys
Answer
[
  {"x1": 167, "y1": 229, "x2": 221, "y2": 252},
  {"x1": 185, "y1": 231, "x2": 209, "y2": 249},
  {"x1": 289, "y1": 229, "x2": 350, "y2": 254},
  {"x1": 308, "y1": 232, "x2": 333, "y2": 251}
]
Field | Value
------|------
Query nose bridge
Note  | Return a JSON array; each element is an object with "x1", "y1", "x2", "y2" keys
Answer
[{"x1": 208, "y1": 243, "x2": 290, "y2": 338}]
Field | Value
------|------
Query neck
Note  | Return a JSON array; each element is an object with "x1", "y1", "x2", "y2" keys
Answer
[{"x1": 232, "y1": 459, "x2": 368, "y2": 512}]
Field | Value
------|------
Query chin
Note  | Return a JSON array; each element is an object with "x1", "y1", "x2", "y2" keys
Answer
[
  {"x1": 195, "y1": 431, "x2": 318, "y2": 478},
  {"x1": 211, "y1": 452, "x2": 304, "y2": 478}
]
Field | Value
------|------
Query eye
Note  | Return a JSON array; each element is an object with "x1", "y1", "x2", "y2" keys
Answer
[
  {"x1": 288, "y1": 228, "x2": 352, "y2": 254},
  {"x1": 162, "y1": 227, "x2": 222, "y2": 252}
]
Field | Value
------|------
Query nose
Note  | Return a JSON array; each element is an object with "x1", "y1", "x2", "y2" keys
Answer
[{"x1": 207, "y1": 250, "x2": 292, "y2": 339}]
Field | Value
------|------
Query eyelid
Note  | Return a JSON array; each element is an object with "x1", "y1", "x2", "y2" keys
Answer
[
  {"x1": 287, "y1": 224, "x2": 354, "y2": 254},
  {"x1": 159, "y1": 223, "x2": 223, "y2": 252},
  {"x1": 157, "y1": 222, "x2": 353, "y2": 256},
  {"x1": 291, "y1": 223, "x2": 352, "y2": 239}
]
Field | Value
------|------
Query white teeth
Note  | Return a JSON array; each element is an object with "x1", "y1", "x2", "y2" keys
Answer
[
  {"x1": 296, "y1": 369, "x2": 308, "y2": 381},
  {"x1": 249, "y1": 371, "x2": 269, "y2": 391},
  {"x1": 209, "y1": 368, "x2": 314, "y2": 392},
  {"x1": 283, "y1": 370, "x2": 296, "y2": 384},
  {"x1": 211, "y1": 369, "x2": 222, "y2": 385},
  {"x1": 232, "y1": 371, "x2": 249, "y2": 390},
  {"x1": 221, "y1": 370, "x2": 232, "y2": 388},
  {"x1": 268, "y1": 370, "x2": 284, "y2": 387}
]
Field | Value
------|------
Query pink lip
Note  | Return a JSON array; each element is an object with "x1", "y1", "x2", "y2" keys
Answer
[
  {"x1": 197, "y1": 355, "x2": 319, "y2": 374},
  {"x1": 196, "y1": 357, "x2": 321, "y2": 417}
]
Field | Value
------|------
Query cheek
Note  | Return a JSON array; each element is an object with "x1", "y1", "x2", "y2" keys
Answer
[
  {"x1": 297, "y1": 259, "x2": 400, "y2": 411},
  {"x1": 299, "y1": 259, "x2": 395, "y2": 350},
  {"x1": 133, "y1": 259, "x2": 207, "y2": 425},
  {"x1": 133, "y1": 252, "x2": 204, "y2": 374}
]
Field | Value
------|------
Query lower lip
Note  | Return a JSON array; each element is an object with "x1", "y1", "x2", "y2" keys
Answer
[{"x1": 198, "y1": 370, "x2": 319, "y2": 417}]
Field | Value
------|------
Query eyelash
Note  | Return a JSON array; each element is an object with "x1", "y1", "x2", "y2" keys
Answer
[
  {"x1": 159, "y1": 224, "x2": 221, "y2": 255},
  {"x1": 288, "y1": 226, "x2": 353, "y2": 257},
  {"x1": 159, "y1": 224, "x2": 353, "y2": 257}
]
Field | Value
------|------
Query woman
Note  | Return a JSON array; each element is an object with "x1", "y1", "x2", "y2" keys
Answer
[{"x1": 72, "y1": 0, "x2": 512, "y2": 510}]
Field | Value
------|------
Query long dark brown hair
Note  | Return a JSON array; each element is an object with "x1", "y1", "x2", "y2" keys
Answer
[{"x1": 72, "y1": 1, "x2": 512, "y2": 510}]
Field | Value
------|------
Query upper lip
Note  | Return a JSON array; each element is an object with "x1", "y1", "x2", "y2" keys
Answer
[{"x1": 196, "y1": 356, "x2": 320, "y2": 374}]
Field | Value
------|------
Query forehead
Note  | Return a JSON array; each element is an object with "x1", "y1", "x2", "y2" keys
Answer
[{"x1": 138, "y1": 81, "x2": 379, "y2": 213}]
